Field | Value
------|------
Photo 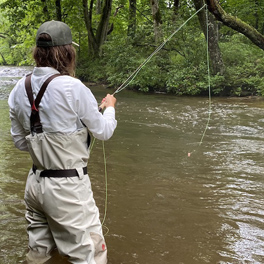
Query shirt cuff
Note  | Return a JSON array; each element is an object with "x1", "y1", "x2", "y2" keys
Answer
[{"x1": 103, "y1": 106, "x2": 115, "y2": 115}]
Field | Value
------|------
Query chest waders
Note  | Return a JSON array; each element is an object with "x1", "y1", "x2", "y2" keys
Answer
[
  {"x1": 24, "y1": 75, "x2": 107, "y2": 263},
  {"x1": 25, "y1": 74, "x2": 89, "y2": 177}
]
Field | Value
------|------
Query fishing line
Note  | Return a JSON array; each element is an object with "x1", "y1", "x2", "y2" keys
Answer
[
  {"x1": 101, "y1": 140, "x2": 109, "y2": 235},
  {"x1": 199, "y1": 3, "x2": 212, "y2": 146},
  {"x1": 94, "y1": 3, "x2": 211, "y2": 233},
  {"x1": 89, "y1": 138, "x2": 109, "y2": 236},
  {"x1": 188, "y1": 3, "x2": 212, "y2": 156},
  {"x1": 113, "y1": 4, "x2": 207, "y2": 95}
]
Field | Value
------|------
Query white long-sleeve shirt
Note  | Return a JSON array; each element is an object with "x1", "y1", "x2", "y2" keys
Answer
[{"x1": 8, "y1": 67, "x2": 117, "y2": 151}]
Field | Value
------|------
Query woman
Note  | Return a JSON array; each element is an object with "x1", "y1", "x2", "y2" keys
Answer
[{"x1": 8, "y1": 20, "x2": 117, "y2": 263}]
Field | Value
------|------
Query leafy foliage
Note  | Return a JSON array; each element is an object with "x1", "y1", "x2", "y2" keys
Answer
[{"x1": 1, "y1": 0, "x2": 264, "y2": 96}]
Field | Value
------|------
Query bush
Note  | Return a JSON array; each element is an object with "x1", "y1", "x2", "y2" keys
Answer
[{"x1": 218, "y1": 35, "x2": 264, "y2": 96}]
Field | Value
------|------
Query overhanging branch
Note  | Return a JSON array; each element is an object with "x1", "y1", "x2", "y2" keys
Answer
[{"x1": 206, "y1": 0, "x2": 264, "y2": 50}]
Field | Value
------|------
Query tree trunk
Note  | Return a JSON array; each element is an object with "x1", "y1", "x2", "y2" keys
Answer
[
  {"x1": 206, "y1": 0, "x2": 264, "y2": 50},
  {"x1": 127, "y1": 0, "x2": 137, "y2": 38},
  {"x1": 193, "y1": 0, "x2": 224, "y2": 75},
  {"x1": 254, "y1": 0, "x2": 259, "y2": 30},
  {"x1": 173, "y1": 0, "x2": 180, "y2": 15},
  {"x1": 83, "y1": 0, "x2": 99, "y2": 56},
  {"x1": 55, "y1": 0, "x2": 62, "y2": 21},
  {"x1": 83, "y1": 0, "x2": 112, "y2": 57},
  {"x1": 95, "y1": 0, "x2": 112, "y2": 54},
  {"x1": 150, "y1": 0, "x2": 163, "y2": 43},
  {"x1": 171, "y1": 0, "x2": 180, "y2": 21},
  {"x1": 41, "y1": 0, "x2": 50, "y2": 20},
  {"x1": 0, "y1": 51, "x2": 7, "y2": 65},
  {"x1": 96, "y1": 0, "x2": 101, "y2": 14}
]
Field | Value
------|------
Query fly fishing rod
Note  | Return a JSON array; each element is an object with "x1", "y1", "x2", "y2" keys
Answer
[
  {"x1": 97, "y1": 3, "x2": 211, "y2": 234},
  {"x1": 99, "y1": 4, "x2": 207, "y2": 111}
]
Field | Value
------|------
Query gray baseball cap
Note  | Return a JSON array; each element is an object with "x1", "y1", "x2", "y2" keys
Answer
[{"x1": 36, "y1": 20, "x2": 79, "y2": 47}]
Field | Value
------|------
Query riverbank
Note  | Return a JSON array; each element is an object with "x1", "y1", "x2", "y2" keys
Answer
[{"x1": 1, "y1": 63, "x2": 264, "y2": 99}]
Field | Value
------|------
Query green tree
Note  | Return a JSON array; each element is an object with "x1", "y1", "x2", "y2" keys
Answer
[{"x1": 1, "y1": 0, "x2": 264, "y2": 97}]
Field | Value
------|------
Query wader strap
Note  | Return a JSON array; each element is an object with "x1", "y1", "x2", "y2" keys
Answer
[
  {"x1": 25, "y1": 73, "x2": 61, "y2": 134},
  {"x1": 32, "y1": 165, "x2": 87, "y2": 178},
  {"x1": 25, "y1": 74, "x2": 33, "y2": 106}
]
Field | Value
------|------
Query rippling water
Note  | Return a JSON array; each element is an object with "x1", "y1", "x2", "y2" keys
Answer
[{"x1": 1, "y1": 66, "x2": 264, "y2": 263}]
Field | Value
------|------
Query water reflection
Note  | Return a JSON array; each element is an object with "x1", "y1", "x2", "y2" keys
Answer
[{"x1": 1, "y1": 66, "x2": 264, "y2": 263}]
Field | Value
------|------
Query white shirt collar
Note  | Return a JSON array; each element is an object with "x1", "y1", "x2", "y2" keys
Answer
[{"x1": 33, "y1": 67, "x2": 60, "y2": 76}]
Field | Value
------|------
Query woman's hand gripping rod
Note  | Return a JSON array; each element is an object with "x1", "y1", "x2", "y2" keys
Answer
[{"x1": 99, "y1": 94, "x2": 117, "y2": 112}]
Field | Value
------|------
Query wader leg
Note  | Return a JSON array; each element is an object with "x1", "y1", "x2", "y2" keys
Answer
[
  {"x1": 24, "y1": 170, "x2": 57, "y2": 263},
  {"x1": 42, "y1": 175, "x2": 107, "y2": 264}
]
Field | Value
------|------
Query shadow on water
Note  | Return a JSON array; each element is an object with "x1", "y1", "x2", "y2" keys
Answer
[{"x1": 1, "y1": 66, "x2": 264, "y2": 263}]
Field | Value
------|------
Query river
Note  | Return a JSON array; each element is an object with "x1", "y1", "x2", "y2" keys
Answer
[{"x1": 1, "y1": 66, "x2": 264, "y2": 264}]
